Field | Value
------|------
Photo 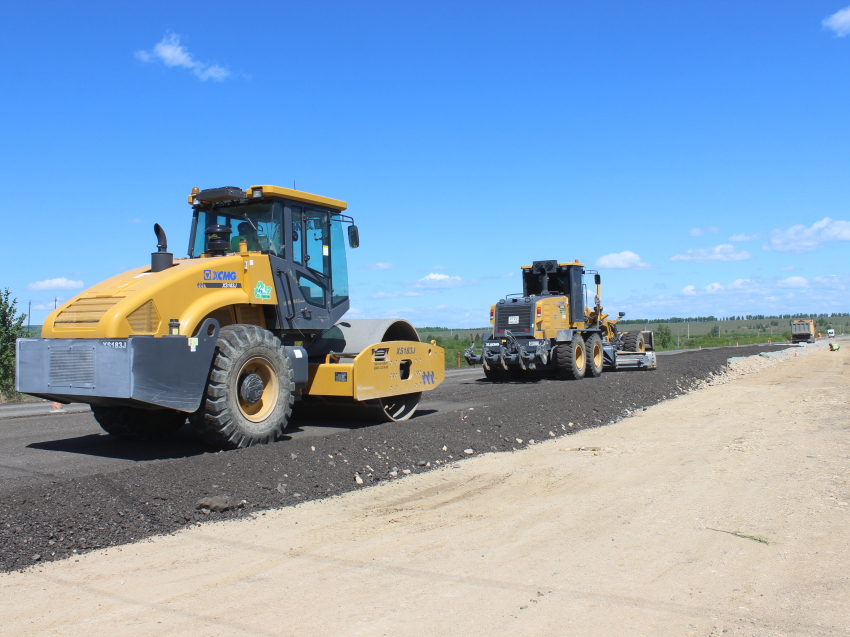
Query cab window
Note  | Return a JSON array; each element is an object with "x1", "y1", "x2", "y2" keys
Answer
[
  {"x1": 191, "y1": 202, "x2": 284, "y2": 257},
  {"x1": 291, "y1": 206, "x2": 303, "y2": 264},
  {"x1": 304, "y1": 209, "x2": 328, "y2": 276},
  {"x1": 329, "y1": 217, "x2": 349, "y2": 307}
]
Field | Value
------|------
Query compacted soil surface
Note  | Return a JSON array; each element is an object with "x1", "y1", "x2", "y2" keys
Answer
[{"x1": 0, "y1": 345, "x2": 788, "y2": 574}]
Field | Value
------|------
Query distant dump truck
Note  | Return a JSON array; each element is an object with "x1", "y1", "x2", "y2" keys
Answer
[
  {"x1": 827, "y1": 329, "x2": 835, "y2": 338},
  {"x1": 790, "y1": 319, "x2": 815, "y2": 344}
]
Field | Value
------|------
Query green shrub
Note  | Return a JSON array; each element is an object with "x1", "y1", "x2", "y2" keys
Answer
[{"x1": 0, "y1": 289, "x2": 27, "y2": 401}]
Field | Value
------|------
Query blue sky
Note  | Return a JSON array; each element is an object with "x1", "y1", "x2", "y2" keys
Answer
[{"x1": 2, "y1": 1, "x2": 849, "y2": 328}]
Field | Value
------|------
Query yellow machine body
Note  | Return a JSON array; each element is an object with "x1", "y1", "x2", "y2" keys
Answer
[
  {"x1": 305, "y1": 340, "x2": 443, "y2": 401},
  {"x1": 41, "y1": 254, "x2": 277, "y2": 339}
]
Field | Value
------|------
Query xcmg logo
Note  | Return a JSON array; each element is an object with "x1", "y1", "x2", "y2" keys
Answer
[{"x1": 204, "y1": 270, "x2": 238, "y2": 281}]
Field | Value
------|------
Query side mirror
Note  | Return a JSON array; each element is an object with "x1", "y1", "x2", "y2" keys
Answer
[
  {"x1": 619, "y1": 311, "x2": 626, "y2": 317},
  {"x1": 594, "y1": 274, "x2": 601, "y2": 285},
  {"x1": 348, "y1": 224, "x2": 360, "y2": 249}
]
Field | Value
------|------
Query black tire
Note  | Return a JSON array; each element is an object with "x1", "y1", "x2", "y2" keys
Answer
[
  {"x1": 190, "y1": 325, "x2": 293, "y2": 449},
  {"x1": 585, "y1": 333, "x2": 603, "y2": 378},
  {"x1": 555, "y1": 334, "x2": 586, "y2": 380},
  {"x1": 622, "y1": 331, "x2": 646, "y2": 352},
  {"x1": 92, "y1": 405, "x2": 187, "y2": 439}
]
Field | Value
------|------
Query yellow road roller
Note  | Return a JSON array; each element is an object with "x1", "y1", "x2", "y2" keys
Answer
[{"x1": 16, "y1": 185, "x2": 444, "y2": 448}]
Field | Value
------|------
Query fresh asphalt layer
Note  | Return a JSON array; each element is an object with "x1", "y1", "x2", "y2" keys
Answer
[{"x1": 0, "y1": 342, "x2": 792, "y2": 573}]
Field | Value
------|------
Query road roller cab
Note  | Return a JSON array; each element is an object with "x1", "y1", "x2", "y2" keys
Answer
[{"x1": 17, "y1": 185, "x2": 445, "y2": 448}]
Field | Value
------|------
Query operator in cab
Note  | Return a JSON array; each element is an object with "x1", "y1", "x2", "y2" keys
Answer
[{"x1": 230, "y1": 221, "x2": 269, "y2": 252}]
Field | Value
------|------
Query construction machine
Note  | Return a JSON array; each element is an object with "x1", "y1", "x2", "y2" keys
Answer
[
  {"x1": 465, "y1": 259, "x2": 655, "y2": 379},
  {"x1": 16, "y1": 185, "x2": 444, "y2": 448},
  {"x1": 789, "y1": 319, "x2": 816, "y2": 344}
]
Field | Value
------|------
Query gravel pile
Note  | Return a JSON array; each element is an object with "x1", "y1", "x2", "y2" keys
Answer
[
  {"x1": 707, "y1": 342, "x2": 827, "y2": 385},
  {"x1": 0, "y1": 344, "x2": 786, "y2": 573}
]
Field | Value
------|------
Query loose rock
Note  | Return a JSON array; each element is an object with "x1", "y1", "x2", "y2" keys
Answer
[{"x1": 195, "y1": 496, "x2": 240, "y2": 512}]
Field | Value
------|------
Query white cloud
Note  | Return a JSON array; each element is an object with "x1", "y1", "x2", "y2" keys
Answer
[
  {"x1": 32, "y1": 299, "x2": 65, "y2": 310},
  {"x1": 763, "y1": 217, "x2": 850, "y2": 253},
  {"x1": 414, "y1": 272, "x2": 465, "y2": 289},
  {"x1": 595, "y1": 251, "x2": 652, "y2": 270},
  {"x1": 403, "y1": 291, "x2": 424, "y2": 297},
  {"x1": 131, "y1": 218, "x2": 143, "y2": 223},
  {"x1": 363, "y1": 262, "x2": 395, "y2": 270},
  {"x1": 607, "y1": 270, "x2": 850, "y2": 318},
  {"x1": 780, "y1": 265, "x2": 796, "y2": 271},
  {"x1": 728, "y1": 233, "x2": 762, "y2": 242},
  {"x1": 727, "y1": 278, "x2": 756, "y2": 290},
  {"x1": 813, "y1": 274, "x2": 847, "y2": 289},
  {"x1": 824, "y1": 6, "x2": 850, "y2": 36},
  {"x1": 135, "y1": 32, "x2": 230, "y2": 81},
  {"x1": 777, "y1": 276, "x2": 808, "y2": 288},
  {"x1": 689, "y1": 226, "x2": 719, "y2": 237},
  {"x1": 27, "y1": 278, "x2": 84, "y2": 291},
  {"x1": 670, "y1": 244, "x2": 752, "y2": 263}
]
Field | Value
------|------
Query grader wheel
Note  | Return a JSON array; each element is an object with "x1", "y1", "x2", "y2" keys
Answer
[
  {"x1": 555, "y1": 334, "x2": 586, "y2": 380},
  {"x1": 584, "y1": 333, "x2": 603, "y2": 378},
  {"x1": 622, "y1": 331, "x2": 646, "y2": 353}
]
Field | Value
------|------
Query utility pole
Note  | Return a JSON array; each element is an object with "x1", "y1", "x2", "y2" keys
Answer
[
  {"x1": 54, "y1": 297, "x2": 58, "y2": 309},
  {"x1": 28, "y1": 301, "x2": 31, "y2": 334}
]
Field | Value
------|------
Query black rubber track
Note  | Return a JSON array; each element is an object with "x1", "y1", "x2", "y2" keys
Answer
[{"x1": 0, "y1": 344, "x2": 785, "y2": 573}]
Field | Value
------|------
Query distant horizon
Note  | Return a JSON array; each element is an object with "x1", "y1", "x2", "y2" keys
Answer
[{"x1": 20, "y1": 310, "x2": 849, "y2": 337}]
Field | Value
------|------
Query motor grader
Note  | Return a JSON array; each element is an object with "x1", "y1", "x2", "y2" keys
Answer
[
  {"x1": 465, "y1": 259, "x2": 656, "y2": 379},
  {"x1": 16, "y1": 185, "x2": 445, "y2": 448}
]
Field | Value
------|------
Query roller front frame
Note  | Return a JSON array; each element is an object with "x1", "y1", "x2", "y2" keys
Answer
[{"x1": 303, "y1": 339, "x2": 445, "y2": 401}]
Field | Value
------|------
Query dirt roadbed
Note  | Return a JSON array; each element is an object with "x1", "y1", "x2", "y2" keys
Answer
[{"x1": 3, "y1": 346, "x2": 848, "y2": 636}]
